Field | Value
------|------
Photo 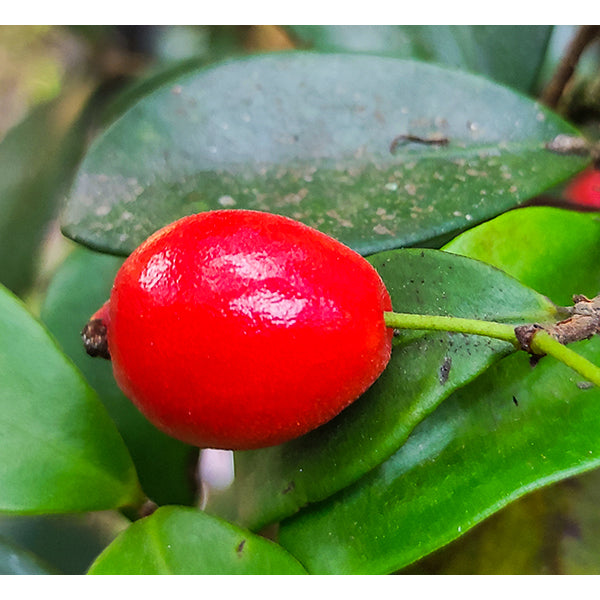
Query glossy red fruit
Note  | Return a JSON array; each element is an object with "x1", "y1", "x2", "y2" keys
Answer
[
  {"x1": 563, "y1": 167, "x2": 600, "y2": 209},
  {"x1": 84, "y1": 210, "x2": 393, "y2": 450}
]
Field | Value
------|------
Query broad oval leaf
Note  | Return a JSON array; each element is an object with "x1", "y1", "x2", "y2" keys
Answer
[
  {"x1": 41, "y1": 247, "x2": 196, "y2": 507},
  {"x1": 204, "y1": 249, "x2": 557, "y2": 530},
  {"x1": 278, "y1": 338, "x2": 600, "y2": 574},
  {"x1": 62, "y1": 52, "x2": 587, "y2": 257},
  {"x1": 277, "y1": 207, "x2": 600, "y2": 574},
  {"x1": 87, "y1": 506, "x2": 307, "y2": 574},
  {"x1": 0, "y1": 284, "x2": 143, "y2": 514}
]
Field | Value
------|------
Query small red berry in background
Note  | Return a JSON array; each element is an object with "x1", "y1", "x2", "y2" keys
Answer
[
  {"x1": 83, "y1": 210, "x2": 393, "y2": 450},
  {"x1": 563, "y1": 167, "x2": 600, "y2": 209}
]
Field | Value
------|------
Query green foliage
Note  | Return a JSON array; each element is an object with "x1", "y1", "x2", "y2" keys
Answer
[
  {"x1": 87, "y1": 506, "x2": 307, "y2": 574},
  {"x1": 0, "y1": 96, "x2": 88, "y2": 295},
  {"x1": 444, "y1": 206, "x2": 600, "y2": 305},
  {"x1": 61, "y1": 52, "x2": 586, "y2": 257},
  {"x1": 1, "y1": 25, "x2": 600, "y2": 575},
  {"x1": 0, "y1": 284, "x2": 143, "y2": 514}
]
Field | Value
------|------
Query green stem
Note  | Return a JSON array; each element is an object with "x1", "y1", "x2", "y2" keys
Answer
[
  {"x1": 383, "y1": 311, "x2": 600, "y2": 387},
  {"x1": 530, "y1": 330, "x2": 600, "y2": 387},
  {"x1": 383, "y1": 312, "x2": 519, "y2": 345}
]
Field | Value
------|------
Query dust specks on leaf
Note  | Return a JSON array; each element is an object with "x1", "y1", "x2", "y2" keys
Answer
[
  {"x1": 373, "y1": 224, "x2": 393, "y2": 235},
  {"x1": 218, "y1": 195, "x2": 236, "y2": 207},
  {"x1": 95, "y1": 205, "x2": 111, "y2": 217},
  {"x1": 404, "y1": 183, "x2": 417, "y2": 196},
  {"x1": 577, "y1": 381, "x2": 594, "y2": 390},
  {"x1": 282, "y1": 481, "x2": 296, "y2": 494}
]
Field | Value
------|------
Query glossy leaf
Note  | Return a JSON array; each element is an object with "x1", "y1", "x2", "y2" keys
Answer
[
  {"x1": 62, "y1": 53, "x2": 587, "y2": 257},
  {"x1": 402, "y1": 469, "x2": 600, "y2": 575},
  {"x1": 399, "y1": 485, "x2": 567, "y2": 574},
  {"x1": 277, "y1": 206, "x2": 600, "y2": 574},
  {"x1": 279, "y1": 338, "x2": 600, "y2": 574},
  {"x1": 289, "y1": 26, "x2": 552, "y2": 93},
  {"x1": 444, "y1": 206, "x2": 600, "y2": 306},
  {"x1": 87, "y1": 506, "x2": 307, "y2": 574},
  {"x1": 41, "y1": 246, "x2": 196, "y2": 507},
  {"x1": 0, "y1": 284, "x2": 143, "y2": 514},
  {"x1": 204, "y1": 249, "x2": 557, "y2": 530}
]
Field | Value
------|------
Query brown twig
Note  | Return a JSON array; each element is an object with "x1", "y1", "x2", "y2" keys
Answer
[
  {"x1": 541, "y1": 25, "x2": 600, "y2": 109},
  {"x1": 515, "y1": 293, "x2": 600, "y2": 355}
]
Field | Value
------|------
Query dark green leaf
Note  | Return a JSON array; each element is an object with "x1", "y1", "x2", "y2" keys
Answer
[
  {"x1": 204, "y1": 249, "x2": 557, "y2": 530},
  {"x1": 41, "y1": 246, "x2": 196, "y2": 506},
  {"x1": 62, "y1": 53, "x2": 587, "y2": 257},
  {"x1": 0, "y1": 92, "x2": 89, "y2": 295},
  {"x1": 0, "y1": 511, "x2": 129, "y2": 575},
  {"x1": 0, "y1": 284, "x2": 143, "y2": 514},
  {"x1": 87, "y1": 506, "x2": 307, "y2": 574},
  {"x1": 278, "y1": 338, "x2": 600, "y2": 574},
  {"x1": 289, "y1": 26, "x2": 552, "y2": 93},
  {"x1": 0, "y1": 535, "x2": 59, "y2": 574},
  {"x1": 276, "y1": 206, "x2": 600, "y2": 574}
]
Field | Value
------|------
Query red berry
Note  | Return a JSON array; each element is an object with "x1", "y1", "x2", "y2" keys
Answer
[
  {"x1": 84, "y1": 210, "x2": 393, "y2": 450},
  {"x1": 563, "y1": 167, "x2": 600, "y2": 209}
]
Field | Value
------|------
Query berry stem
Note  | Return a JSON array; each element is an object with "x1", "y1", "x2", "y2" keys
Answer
[
  {"x1": 529, "y1": 329, "x2": 600, "y2": 387},
  {"x1": 383, "y1": 312, "x2": 518, "y2": 345},
  {"x1": 383, "y1": 311, "x2": 600, "y2": 387}
]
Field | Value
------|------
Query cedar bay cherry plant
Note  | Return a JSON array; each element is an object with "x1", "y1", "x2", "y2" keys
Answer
[{"x1": 2, "y1": 25, "x2": 600, "y2": 575}]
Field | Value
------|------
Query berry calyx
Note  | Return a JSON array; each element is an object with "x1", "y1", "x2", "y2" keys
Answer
[
  {"x1": 82, "y1": 301, "x2": 111, "y2": 359},
  {"x1": 84, "y1": 210, "x2": 393, "y2": 450}
]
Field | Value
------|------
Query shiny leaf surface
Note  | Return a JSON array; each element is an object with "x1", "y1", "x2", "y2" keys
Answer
[
  {"x1": 62, "y1": 53, "x2": 587, "y2": 257},
  {"x1": 0, "y1": 284, "x2": 143, "y2": 514},
  {"x1": 444, "y1": 206, "x2": 600, "y2": 305},
  {"x1": 279, "y1": 338, "x2": 600, "y2": 574},
  {"x1": 87, "y1": 506, "x2": 307, "y2": 574}
]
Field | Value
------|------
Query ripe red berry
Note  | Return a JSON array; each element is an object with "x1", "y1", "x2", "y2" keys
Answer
[
  {"x1": 563, "y1": 167, "x2": 600, "y2": 209},
  {"x1": 83, "y1": 210, "x2": 393, "y2": 450}
]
